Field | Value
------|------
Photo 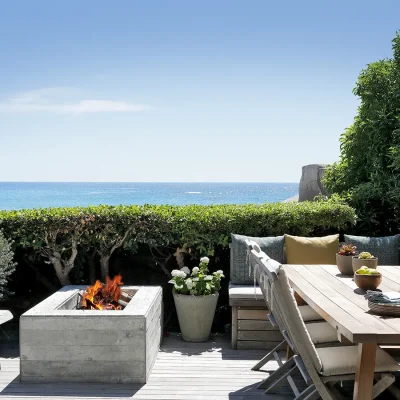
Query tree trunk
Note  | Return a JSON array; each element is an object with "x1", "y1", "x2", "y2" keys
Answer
[
  {"x1": 49, "y1": 256, "x2": 72, "y2": 286},
  {"x1": 100, "y1": 254, "x2": 110, "y2": 282},
  {"x1": 88, "y1": 249, "x2": 97, "y2": 284},
  {"x1": 174, "y1": 247, "x2": 186, "y2": 269},
  {"x1": 58, "y1": 271, "x2": 72, "y2": 286}
]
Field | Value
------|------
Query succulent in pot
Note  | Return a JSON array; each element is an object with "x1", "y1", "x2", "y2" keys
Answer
[
  {"x1": 336, "y1": 243, "x2": 358, "y2": 275},
  {"x1": 352, "y1": 251, "x2": 378, "y2": 273}
]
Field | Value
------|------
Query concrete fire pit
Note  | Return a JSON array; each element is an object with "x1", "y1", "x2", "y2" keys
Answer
[{"x1": 20, "y1": 285, "x2": 162, "y2": 383}]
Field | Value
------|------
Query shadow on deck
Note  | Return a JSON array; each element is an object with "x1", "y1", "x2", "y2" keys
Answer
[{"x1": 0, "y1": 334, "x2": 302, "y2": 399}]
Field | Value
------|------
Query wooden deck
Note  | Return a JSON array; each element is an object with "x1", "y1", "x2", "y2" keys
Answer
[{"x1": 0, "y1": 334, "x2": 301, "y2": 400}]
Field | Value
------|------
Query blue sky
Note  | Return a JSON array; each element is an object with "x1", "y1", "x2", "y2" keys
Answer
[{"x1": 0, "y1": 0, "x2": 399, "y2": 182}]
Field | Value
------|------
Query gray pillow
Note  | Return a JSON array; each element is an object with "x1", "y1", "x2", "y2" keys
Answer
[
  {"x1": 230, "y1": 233, "x2": 285, "y2": 284},
  {"x1": 344, "y1": 234, "x2": 400, "y2": 266}
]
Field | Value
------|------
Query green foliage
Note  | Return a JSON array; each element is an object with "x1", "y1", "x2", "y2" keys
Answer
[
  {"x1": 0, "y1": 202, "x2": 355, "y2": 285},
  {"x1": 324, "y1": 32, "x2": 400, "y2": 235},
  {"x1": 0, "y1": 230, "x2": 16, "y2": 300}
]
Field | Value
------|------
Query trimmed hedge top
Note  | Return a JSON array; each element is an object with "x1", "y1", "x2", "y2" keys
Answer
[{"x1": 0, "y1": 202, "x2": 356, "y2": 254}]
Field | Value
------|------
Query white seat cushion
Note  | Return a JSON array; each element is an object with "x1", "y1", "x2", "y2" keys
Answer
[
  {"x1": 317, "y1": 346, "x2": 399, "y2": 376},
  {"x1": 299, "y1": 305, "x2": 322, "y2": 322},
  {"x1": 307, "y1": 322, "x2": 338, "y2": 344},
  {"x1": 228, "y1": 283, "x2": 263, "y2": 300}
]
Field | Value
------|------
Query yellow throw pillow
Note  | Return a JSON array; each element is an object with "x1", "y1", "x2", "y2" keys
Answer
[{"x1": 285, "y1": 234, "x2": 339, "y2": 264}]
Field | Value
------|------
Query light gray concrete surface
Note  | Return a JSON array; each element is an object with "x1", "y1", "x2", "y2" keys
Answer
[{"x1": 20, "y1": 285, "x2": 162, "y2": 383}]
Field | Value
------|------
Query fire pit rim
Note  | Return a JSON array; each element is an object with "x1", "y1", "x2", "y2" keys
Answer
[{"x1": 22, "y1": 285, "x2": 158, "y2": 317}]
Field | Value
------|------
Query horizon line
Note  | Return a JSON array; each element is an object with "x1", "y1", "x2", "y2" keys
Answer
[{"x1": 0, "y1": 181, "x2": 298, "y2": 184}]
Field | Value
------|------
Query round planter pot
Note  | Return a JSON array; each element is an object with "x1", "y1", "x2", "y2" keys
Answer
[
  {"x1": 352, "y1": 257, "x2": 378, "y2": 273},
  {"x1": 336, "y1": 254, "x2": 354, "y2": 275},
  {"x1": 173, "y1": 292, "x2": 219, "y2": 342}
]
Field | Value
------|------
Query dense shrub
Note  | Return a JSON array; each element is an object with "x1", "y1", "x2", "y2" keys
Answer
[
  {"x1": 0, "y1": 202, "x2": 355, "y2": 287},
  {"x1": 0, "y1": 230, "x2": 16, "y2": 300},
  {"x1": 324, "y1": 32, "x2": 400, "y2": 235}
]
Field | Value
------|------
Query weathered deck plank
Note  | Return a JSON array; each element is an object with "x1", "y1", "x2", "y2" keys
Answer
[{"x1": 0, "y1": 335, "x2": 300, "y2": 399}]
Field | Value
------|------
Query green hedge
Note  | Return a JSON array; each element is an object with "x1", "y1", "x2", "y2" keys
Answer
[{"x1": 0, "y1": 202, "x2": 356, "y2": 286}]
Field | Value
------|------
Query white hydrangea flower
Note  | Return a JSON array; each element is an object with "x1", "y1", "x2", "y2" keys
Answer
[
  {"x1": 181, "y1": 266, "x2": 190, "y2": 275},
  {"x1": 192, "y1": 267, "x2": 200, "y2": 274},
  {"x1": 213, "y1": 270, "x2": 225, "y2": 277},
  {"x1": 204, "y1": 275, "x2": 213, "y2": 281},
  {"x1": 171, "y1": 269, "x2": 186, "y2": 278},
  {"x1": 200, "y1": 257, "x2": 210, "y2": 264},
  {"x1": 192, "y1": 277, "x2": 199, "y2": 282},
  {"x1": 186, "y1": 278, "x2": 194, "y2": 290},
  {"x1": 190, "y1": 289, "x2": 198, "y2": 295}
]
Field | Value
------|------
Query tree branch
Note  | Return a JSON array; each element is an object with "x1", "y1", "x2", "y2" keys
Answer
[
  {"x1": 148, "y1": 245, "x2": 172, "y2": 278},
  {"x1": 109, "y1": 226, "x2": 133, "y2": 256}
]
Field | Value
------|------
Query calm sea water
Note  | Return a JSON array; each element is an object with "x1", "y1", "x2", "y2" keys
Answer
[{"x1": 0, "y1": 182, "x2": 298, "y2": 210}]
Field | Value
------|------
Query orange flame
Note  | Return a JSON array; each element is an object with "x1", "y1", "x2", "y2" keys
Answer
[{"x1": 81, "y1": 274, "x2": 124, "y2": 310}]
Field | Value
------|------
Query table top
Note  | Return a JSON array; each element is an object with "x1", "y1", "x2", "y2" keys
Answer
[{"x1": 284, "y1": 264, "x2": 400, "y2": 345}]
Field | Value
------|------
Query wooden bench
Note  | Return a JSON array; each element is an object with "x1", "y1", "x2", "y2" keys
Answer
[{"x1": 229, "y1": 283, "x2": 282, "y2": 350}]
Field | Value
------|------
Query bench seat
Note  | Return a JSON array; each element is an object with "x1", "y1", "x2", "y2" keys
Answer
[
  {"x1": 229, "y1": 283, "x2": 282, "y2": 350},
  {"x1": 229, "y1": 283, "x2": 322, "y2": 349},
  {"x1": 229, "y1": 283, "x2": 263, "y2": 300}
]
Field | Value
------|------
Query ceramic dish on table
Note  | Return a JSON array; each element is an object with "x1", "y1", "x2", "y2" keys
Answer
[
  {"x1": 368, "y1": 301, "x2": 400, "y2": 317},
  {"x1": 354, "y1": 271, "x2": 382, "y2": 291}
]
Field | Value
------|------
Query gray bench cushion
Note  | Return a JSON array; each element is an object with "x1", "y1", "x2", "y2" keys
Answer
[
  {"x1": 344, "y1": 234, "x2": 400, "y2": 265},
  {"x1": 231, "y1": 234, "x2": 285, "y2": 284}
]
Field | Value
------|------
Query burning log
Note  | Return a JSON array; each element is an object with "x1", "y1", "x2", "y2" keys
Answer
[
  {"x1": 121, "y1": 291, "x2": 134, "y2": 301},
  {"x1": 79, "y1": 275, "x2": 126, "y2": 310},
  {"x1": 117, "y1": 299, "x2": 129, "y2": 308}
]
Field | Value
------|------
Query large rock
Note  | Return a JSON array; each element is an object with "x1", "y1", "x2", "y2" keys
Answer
[{"x1": 299, "y1": 164, "x2": 327, "y2": 202}]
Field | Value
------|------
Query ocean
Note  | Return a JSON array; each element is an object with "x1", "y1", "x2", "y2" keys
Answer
[{"x1": 0, "y1": 182, "x2": 298, "y2": 210}]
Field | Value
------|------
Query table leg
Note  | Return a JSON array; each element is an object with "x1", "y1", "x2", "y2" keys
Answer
[{"x1": 353, "y1": 342, "x2": 376, "y2": 400}]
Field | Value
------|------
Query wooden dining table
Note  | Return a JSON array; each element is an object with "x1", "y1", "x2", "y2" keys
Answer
[{"x1": 284, "y1": 264, "x2": 400, "y2": 400}]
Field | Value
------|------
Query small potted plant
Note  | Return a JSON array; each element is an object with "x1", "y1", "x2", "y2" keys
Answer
[
  {"x1": 352, "y1": 251, "x2": 378, "y2": 273},
  {"x1": 336, "y1": 243, "x2": 358, "y2": 275},
  {"x1": 169, "y1": 257, "x2": 224, "y2": 342}
]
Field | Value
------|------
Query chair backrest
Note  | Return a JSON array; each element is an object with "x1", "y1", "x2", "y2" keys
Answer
[
  {"x1": 247, "y1": 240, "x2": 280, "y2": 301},
  {"x1": 271, "y1": 265, "x2": 323, "y2": 374},
  {"x1": 246, "y1": 239, "x2": 277, "y2": 307},
  {"x1": 247, "y1": 240, "x2": 296, "y2": 349}
]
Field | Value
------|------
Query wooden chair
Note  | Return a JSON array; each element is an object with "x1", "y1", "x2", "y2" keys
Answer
[
  {"x1": 261, "y1": 256, "x2": 398, "y2": 399},
  {"x1": 247, "y1": 241, "x2": 339, "y2": 371},
  {"x1": 247, "y1": 241, "x2": 343, "y2": 399}
]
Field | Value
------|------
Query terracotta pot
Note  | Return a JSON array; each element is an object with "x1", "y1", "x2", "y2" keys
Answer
[
  {"x1": 336, "y1": 254, "x2": 354, "y2": 275},
  {"x1": 352, "y1": 257, "x2": 378, "y2": 273},
  {"x1": 354, "y1": 272, "x2": 382, "y2": 291},
  {"x1": 173, "y1": 293, "x2": 218, "y2": 342}
]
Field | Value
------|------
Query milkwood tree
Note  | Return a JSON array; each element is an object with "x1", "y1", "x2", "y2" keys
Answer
[{"x1": 4, "y1": 208, "x2": 95, "y2": 286}]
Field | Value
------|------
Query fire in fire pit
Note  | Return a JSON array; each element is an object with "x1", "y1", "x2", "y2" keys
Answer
[{"x1": 79, "y1": 275, "x2": 132, "y2": 310}]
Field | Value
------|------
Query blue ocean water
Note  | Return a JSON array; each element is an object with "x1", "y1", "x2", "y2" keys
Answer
[{"x1": 0, "y1": 182, "x2": 298, "y2": 210}]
